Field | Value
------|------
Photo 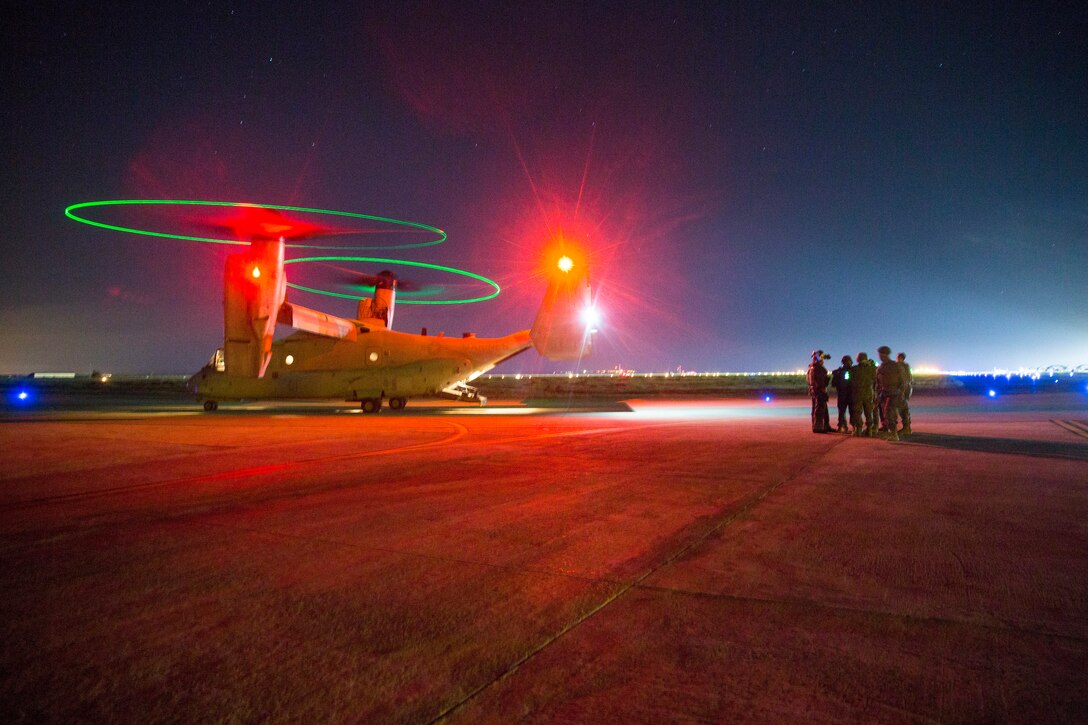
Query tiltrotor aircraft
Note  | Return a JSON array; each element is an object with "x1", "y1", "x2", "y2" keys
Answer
[{"x1": 188, "y1": 215, "x2": 595, "y2": 412}]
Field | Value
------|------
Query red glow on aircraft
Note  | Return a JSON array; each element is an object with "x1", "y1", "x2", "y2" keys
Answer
[{"x1": 211, "y1": 205, "x2": 330, "y2": 241}]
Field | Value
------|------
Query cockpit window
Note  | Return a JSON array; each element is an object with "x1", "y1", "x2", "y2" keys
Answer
[{"x1": 209, "y1": 348, "x2": 226, "y2": 372}]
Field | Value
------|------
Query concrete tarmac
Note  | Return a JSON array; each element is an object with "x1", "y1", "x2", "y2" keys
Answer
[{"x1": 2, "y1": 393, "x2": 1086, "y2": 722}]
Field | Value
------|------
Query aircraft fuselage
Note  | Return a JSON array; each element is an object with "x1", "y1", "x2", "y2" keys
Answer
[{"x1": 189, "y1": 326, "x2": 531, "y2": 403}]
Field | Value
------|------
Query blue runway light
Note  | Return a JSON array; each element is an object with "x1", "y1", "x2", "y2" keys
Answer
[
  {"x1": 763, "y1": 394, "x2": 772, "y2": 403},
  {"x1": 987, "y1": 389, "x2": 997, "y2": 398}
]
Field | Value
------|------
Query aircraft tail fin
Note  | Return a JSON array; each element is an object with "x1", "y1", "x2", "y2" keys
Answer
[{"x1": 530, "y1": 257, "x2": 595, "y2": 361}]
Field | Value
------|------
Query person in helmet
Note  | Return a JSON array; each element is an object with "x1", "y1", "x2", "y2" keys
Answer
[
  {"x1": 897, "y1": 352, "x2": 913, "y2": 435},
  {"x1": 806, "y1": 350, "x2": 832, "y2": 433},
  {"x1": 876, "y1": 345, "x2": 903, "y2": 441},
  {"x1": 830, "y1": 354, "x2": 855, "y2": 433},
  {"x1": 850, "y1": 352, "x2": 877, "y2": 436}
]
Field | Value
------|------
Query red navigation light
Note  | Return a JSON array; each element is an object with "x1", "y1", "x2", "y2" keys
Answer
[
  {"x1": 251, "y1": 266, "x2": 261, "y2": 279},
  {"x1": 541, "y1": 235, "x2": 587, "y2": 279}
]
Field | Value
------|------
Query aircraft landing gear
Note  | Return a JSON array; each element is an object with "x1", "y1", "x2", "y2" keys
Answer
[
  {"x1": 388, "y1": 397, "x2": 407, "y2": 411},
  {"x1": 203, "y1": 400, "x2": 219, "y2": 411},
  {"x1": 361, "y1": 398, "x2": 382, "y2": 414}
]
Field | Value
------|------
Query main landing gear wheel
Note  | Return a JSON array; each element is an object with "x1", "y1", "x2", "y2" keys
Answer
[
  {"x1": 361, "y1": 398, "x2": 381, "y2": 414},
  {"x1": 388, "y1": 397, "x2": 407, "y2": 411},
  {"x1": 203, "y1": 400, "x2": 219, "y2": 411}
]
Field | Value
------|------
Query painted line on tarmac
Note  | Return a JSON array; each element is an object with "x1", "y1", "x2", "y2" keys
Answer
[
  {"x1": 0, "y1": 421, "x2": 655, "y2": 513},
  {"x1": 1052, "y1": 419, "x2": 1088, "y2": 440},
  {"x1": 197, "y1": 519, "x2": 620, "y2": 589},
  {"x1": 428, "y1": 435, "x2": 850, "y2": 723},
  {"x1": 187, "y1": 424, "x2": 707, "y2": 576},
  {"x1": 0, "y1": 423, "x2": 470, "y2": 510}
]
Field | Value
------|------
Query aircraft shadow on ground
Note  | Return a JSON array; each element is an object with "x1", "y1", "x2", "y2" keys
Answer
[{"x1": 903, "y1": 432, "x2": 1088, "y2": 461}]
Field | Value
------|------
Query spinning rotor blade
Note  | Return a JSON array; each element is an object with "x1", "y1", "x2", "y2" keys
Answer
[
  {"x1": 188, "y1": 206, "x2": 369, "y2": 242},
  {"x1": 327, "y1": 266, "x2": 423, "y2": 292}
]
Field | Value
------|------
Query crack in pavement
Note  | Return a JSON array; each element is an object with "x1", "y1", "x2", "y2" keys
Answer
[{"x1": 428, "y1": 436, "x2": 850, "y2": 723}]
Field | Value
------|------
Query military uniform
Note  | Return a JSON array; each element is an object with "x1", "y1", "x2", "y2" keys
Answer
[
  {"x1": 897, "y1": 354, "x2": 913, "y2": 434},
  {"x1": 830, "y1": 356, "x2": 855, "y2": 433},
  {"x1": 807, "y1": 354, "x2": 831, "y2": 433},
  {"x1": 876, "y1": 387, "x2": 887, "y2": 431},
  {"x1": 850, "y1": 355, "x2": 877, "y2": 435},
  {"x1": 876, "y1": 346, "x2": 902, "y2": 441}
]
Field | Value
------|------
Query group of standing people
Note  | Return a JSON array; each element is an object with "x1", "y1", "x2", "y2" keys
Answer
[{"x1": 807, "y1": 347, "x2": 912, "y2": 441}]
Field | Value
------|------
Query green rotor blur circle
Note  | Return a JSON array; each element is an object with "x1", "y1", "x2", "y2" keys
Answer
[
  {"x1": 285, "y1": 256, "x2": 500, "y2": 305},
  {"x1": 64, "y1": 199, "x2": 446, "y2": 250}
]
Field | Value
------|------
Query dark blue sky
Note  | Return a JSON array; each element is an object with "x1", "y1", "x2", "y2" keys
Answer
[{"x1": 3, "y1": 2, "x2": 1085, "y2": 373}]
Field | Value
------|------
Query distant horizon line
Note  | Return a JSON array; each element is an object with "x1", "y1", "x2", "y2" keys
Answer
[{"x1": 4, "y1": 368, "x2": 1087, "y2": 379}]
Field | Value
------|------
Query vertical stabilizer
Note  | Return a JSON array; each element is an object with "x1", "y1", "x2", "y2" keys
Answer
[{"x1": 530, "y1": 256, "x2": 594, "y2": 360}]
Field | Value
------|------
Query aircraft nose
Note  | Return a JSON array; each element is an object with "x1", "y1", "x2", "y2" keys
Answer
[{"x1": 185, "y1": 371, "x2": 205, "y2": 393}]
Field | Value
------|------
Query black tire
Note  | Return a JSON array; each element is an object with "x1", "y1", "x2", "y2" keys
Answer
[
  {"x1": 361, "y1": 398, "x2": 381, "y2": 414},
  {"x1": 388, "y1": 397, "x2": 407, "y2": 411},
  {"x1": 203, "y1": 400, "x2": 218, "y2": 411}
]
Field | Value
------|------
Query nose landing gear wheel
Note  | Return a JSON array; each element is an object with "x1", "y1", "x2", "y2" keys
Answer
[
  {"x1": 203, "y1": 400, "x2": 218, "y2": 411},
  {"x1": 388, "y1": 397, "x2": 407, "y2": 411},
  {"x1": 361, "y1": 398, "x2": 381, "y2": 414}
]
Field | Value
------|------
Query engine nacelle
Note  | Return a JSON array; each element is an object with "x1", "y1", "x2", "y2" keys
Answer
[
  {"x1": 355, "y1": 270, "x2": 397, "y2": 328},
  {"x1": 223, "y1": 238, "x2": 286, "y2": 377}
]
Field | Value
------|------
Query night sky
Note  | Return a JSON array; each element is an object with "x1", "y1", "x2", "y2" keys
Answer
[{"x1": 3, "y1": 2, "x2": 1085, "y2": 374}]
